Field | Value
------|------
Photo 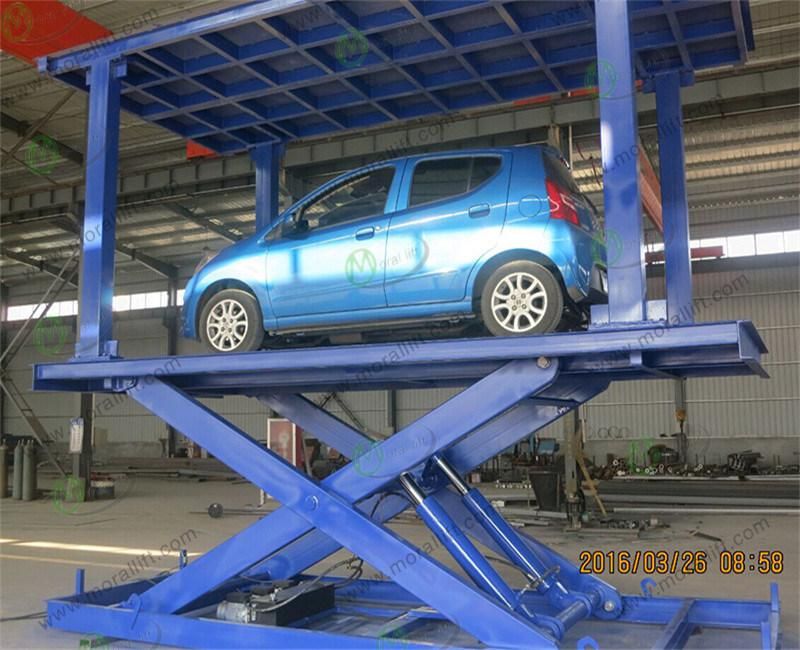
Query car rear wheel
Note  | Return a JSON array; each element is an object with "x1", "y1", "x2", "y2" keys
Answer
[
  {"x1": 480, "y1": 261, "x2": 563, "y2": 336},
  {"x1": 199, "y1": 289, "x2": 264, "y2": 352}
]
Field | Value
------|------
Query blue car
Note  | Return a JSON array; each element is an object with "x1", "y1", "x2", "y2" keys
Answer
[{"x1": 182, "y1": 145, "x2": 607, "y2": 352}]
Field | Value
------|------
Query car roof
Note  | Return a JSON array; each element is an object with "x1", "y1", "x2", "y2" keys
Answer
[
  {"x1": 354, "y1": 144, "x2": 558, "y2": 171},
  {"x1": 279, "y1": 144, "x2": 561, "y2": 220}
]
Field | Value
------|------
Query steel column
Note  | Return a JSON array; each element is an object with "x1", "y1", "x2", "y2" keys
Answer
[
  {"x1": 72, "y1": 393, "x2": 93, "y2": 500},
  {"x1": 76, "y1": 58, "x2": 122, "y2": 358},
  {"x1": 656, "y1": 71, "x2": 694, "y2": 324},
  {"x1": 165, "y1": 278, "x2": 179, "y2": 456},
  {"x1": 0, "y1": 284, "x2": 6, "y2": 435},
  {"x1": 594, "y1": 0, "x2": 647, "y2": 323},
  {"x1": 252, "y1": 142, "x2": 282, "y2": 231}
]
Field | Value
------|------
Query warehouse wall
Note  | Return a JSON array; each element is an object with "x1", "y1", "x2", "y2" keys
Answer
[
  {"x1": 2, "y1": 258, "x2": 798, "y2": 464},
  {"x1": 581, "y1": 258, "x2": 800, "y2": 466}
]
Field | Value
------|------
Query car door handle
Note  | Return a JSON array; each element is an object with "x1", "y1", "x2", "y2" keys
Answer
[
  {"x1": 469, "y1": 203, "x2": 491, "y2": 218},
  {"x1": 355, "y1": 226, "x2": 379, "y2": 240}
]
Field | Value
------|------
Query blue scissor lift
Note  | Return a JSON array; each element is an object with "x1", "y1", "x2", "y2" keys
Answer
[{"x1": 33, "y1": 1, "x2": 779, "y2": 648}]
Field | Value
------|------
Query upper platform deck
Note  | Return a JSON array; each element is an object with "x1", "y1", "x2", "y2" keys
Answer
[
  {"x1": 38, "y1": 0, "x2": 754, "y2": 154},
  {"x1": 33, "y1": 320, "x2": 766, "y2": 395}
]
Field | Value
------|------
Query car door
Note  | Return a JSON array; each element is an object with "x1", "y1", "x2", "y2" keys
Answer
[
  {"x1": 384, "y1": 153, "x2": 510, "y2": 306},
  {"x1": 266, "y1": 165, "x2": 398, "y2": 321}
]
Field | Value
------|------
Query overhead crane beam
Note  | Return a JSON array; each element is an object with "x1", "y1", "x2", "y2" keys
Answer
[
  {"x1": 54, "y1": 216, "x2": 178, "y2": 280},
  {"x1": 166, "y1": 203, "x2": 242, "y2": 243},
  {"x1": 0, "y1": 249, "x2": 79, "y2": 287}
]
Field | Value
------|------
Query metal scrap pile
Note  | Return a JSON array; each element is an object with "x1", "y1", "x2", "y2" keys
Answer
[{"x1": 589, "y1": 447, "x2": 797, "y2": 480}]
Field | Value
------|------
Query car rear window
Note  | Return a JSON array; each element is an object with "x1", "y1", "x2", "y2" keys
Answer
[{"x1": 409, "y1": 156, "x2": 501, "y2": 207}]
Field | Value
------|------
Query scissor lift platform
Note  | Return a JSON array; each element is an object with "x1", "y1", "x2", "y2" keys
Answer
[
  {"x1": 28, "y1": 0, "x2": 778, "y2": 647},
  {"x1": 35, "y1": 321, "x2": 779, "y2": 649},
  {"x1": 34, "y1": 320, "x2": 766, "y2": 394}
]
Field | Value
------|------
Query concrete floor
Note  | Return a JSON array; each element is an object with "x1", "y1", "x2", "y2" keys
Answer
[{"x1": 1, "y1": 477, "x2": 797, "y2": 649}]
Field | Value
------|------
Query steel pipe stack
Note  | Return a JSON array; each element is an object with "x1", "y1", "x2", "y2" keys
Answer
[
  {"x1": 22, "y1": 442, "x2": 37, "y2": 501},
  {"x1": 0, "y1": 444, "x2": 8, "y2": 498}
]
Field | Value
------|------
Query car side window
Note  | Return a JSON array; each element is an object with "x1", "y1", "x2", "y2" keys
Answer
[
  {"x1": 409, "y1": 156, "x2": 501, "y2": 208},
  {"x1": 300, "y1": 167, "x2": 395, "y2": 230},
  {"x1": 469, "y1": 157, "x2": 501, "y2": 189}
]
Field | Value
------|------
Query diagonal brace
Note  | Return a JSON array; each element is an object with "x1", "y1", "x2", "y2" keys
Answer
[
  {"x1": 129, "y1": 361, "x2": 561, "y2": 648},
  {"x1": 133, "y1": 359, "x2": 557, "y2": 615},
  {"x1": 252, "y1": 377, "x2": 610, "y2": 585}
]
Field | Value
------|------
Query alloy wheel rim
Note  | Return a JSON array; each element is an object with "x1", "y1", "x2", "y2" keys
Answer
[
  {"x1": 206, "y1": 299, "x2": 249, "y2": 351},
  {"x1": 491, "y1": 272, "x2": 547, "y2": 333}
]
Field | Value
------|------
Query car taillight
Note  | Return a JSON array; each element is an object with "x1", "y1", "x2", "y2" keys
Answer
[{"x1": 546, "y1": 179, "x2": 579, "y2": 226}]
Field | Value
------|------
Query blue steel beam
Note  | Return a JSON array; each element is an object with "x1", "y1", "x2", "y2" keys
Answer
[
  {"x1": 34, "y1": 321, "x2": 767, "y2": 392},
  {"x1": 45, "y1": 598, "x2": 462, "y2": 650},
  {"x1": 133, "y1": 360, "x2": 549, "y2": 608},
  {"x1": 247, "y1": 378, "x2": 611, "y2": 588},
  {"x1": 312, "y1": 0, "x2": 449, "y2": 114},
  {"x1": 594, "y1": 0, "x2": 648, "y2": 323},
  {"x1": 252, "y1": 141, "x2": 283, "y2": 230},
  {"x1": 44, "y1": 585, "x2": 778, "y2": 650},
  {"x1": 125, "y1": 378, "x2": 618, "y2": 643},
  {"x1": 130, "y1": 362, "x2": 557, "y2": 638},
  {"x1": 76, "y1": 58, "x2": 122, "y2": 358},
  {"x1": 36, "y1": 1, "x2": 753, "y2": 153},
  {"x1": 136, "y1": 389, "x2": 565, "y2": 610},
  {"x1": 38, "y1": 1, "x2": 310, "y2": 76},
  {"x1": 651, "y1": 598, "x2": 696, "y2": 649},
  {"x1": 656, "y1": 71, "x2": 694, "y2": 324},
  {"x1": 129, "y1": 368, "x2": 559, "y2": 648}
]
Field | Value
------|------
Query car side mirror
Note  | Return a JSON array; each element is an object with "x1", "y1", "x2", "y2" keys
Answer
[{"x1": 265, "y1": 214, "x2": 309, "y2": 241}]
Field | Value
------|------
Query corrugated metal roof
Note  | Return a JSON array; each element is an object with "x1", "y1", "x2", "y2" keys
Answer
[{"x1": 1, "y1": 0, "x2": 797, "y2": 285}]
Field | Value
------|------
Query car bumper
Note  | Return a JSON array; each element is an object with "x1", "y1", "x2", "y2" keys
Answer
[
  {"x1": 586, "y1": 264, "x2": 608, "y2": 303},
  {"x1": 181, "y1": 301, "x2": 199, "y2": 339}
]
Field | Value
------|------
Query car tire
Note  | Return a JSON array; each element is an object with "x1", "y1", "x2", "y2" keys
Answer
[
  {"x1": 199, "y1": 289, "x2": 264, "y2": 353},
  {"x1": 480, "y1": 261, "x2": 563, "y2": 336}
]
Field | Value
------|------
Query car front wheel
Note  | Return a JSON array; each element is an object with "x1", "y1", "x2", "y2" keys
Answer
[
  {"x1": 199, "y1": 289, "x2": 264, "y2": 352},
  {"x1": 480, "y1": 261, "x2": 563, "y2": 336}
]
